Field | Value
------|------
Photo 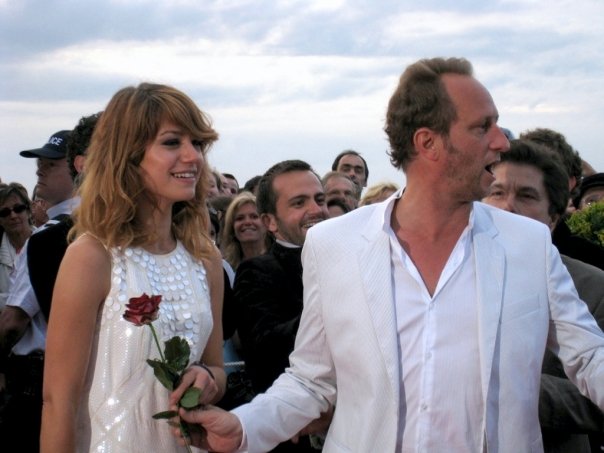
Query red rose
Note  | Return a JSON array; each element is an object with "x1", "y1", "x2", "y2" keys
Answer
[{"x1": 123, "y1": 293, "x2": 162, "y2": 326}]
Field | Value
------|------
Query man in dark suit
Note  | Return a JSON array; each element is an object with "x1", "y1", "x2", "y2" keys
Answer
[
  {"x1": 234, "y1": 160, "x2": 330, "y2": 452},
  {"x1": 483, "y1": 139, "x2": 604, "y2": 453}
]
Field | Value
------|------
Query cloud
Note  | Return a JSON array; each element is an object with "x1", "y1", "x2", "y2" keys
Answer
[{"x1": 1, "y1": 0, "x2": 604, "y2": 194}]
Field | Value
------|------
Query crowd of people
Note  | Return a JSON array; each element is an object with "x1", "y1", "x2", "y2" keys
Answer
[{"x1": 0, "y1": 56, "x2": 603, "y2": 453}]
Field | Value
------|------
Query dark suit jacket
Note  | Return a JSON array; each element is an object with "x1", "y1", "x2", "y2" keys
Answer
[
  {"x1": 234, "y1": 242, "x2": 317, "y2": 452},
  {"x1": 234, "y1": 242, "x2": 303, "y2": 394},
  {"x1": 26, "y1": 217, "x2": 73, "y2": 320},
  {"x1": 552, "y1": 221, "x2": 604, "y2": 270},
  {"x1": 540, "y1": 254, "x2": 604, "y2": 453}
]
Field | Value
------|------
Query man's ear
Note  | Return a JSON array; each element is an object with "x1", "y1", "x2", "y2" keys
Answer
[
  {"x1": 74, "y1": 155, "x2": 86, "y2": 174},
  {"x1": 414, "y1": 127, "x2": 441, "y2": 162},
  {"x1": 262, "y1": 213, "x2": 278, "y2": 234}
]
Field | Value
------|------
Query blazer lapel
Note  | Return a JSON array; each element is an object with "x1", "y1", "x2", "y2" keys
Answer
[
  {"x1": 472, "y1": 204, "x2": 505, "y2": 406},
  {"x1": 358, "y1": 203, "x2": 400, "y2": 402}
]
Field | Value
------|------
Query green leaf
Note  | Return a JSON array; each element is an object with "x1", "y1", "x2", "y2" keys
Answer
[
  {"x1": 567, "y1": 201, "x2": 604, "y2": 247},
  {"x1": 164, "y1": 336, "x2": 191, "y2": 372},
  {"x1": 179, "y1": 387, "x2": 202, "y2": 409},
  {"x1": 146, "y1": 359, "x2": 179, "y2": 390},
  {"x1": 152, "y1": 410, "x2": 178, "y2": 419}
]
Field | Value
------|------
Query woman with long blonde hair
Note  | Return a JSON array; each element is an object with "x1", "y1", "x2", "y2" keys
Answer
[
  {"x1": 41, "y1": 83, "x2": 226, "y2": 452},
  {"x1": 221, "y1": 192, "x2": 270, "y2": 270}
]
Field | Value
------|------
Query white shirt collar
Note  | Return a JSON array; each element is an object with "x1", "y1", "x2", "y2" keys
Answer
[{"x1": 46, "y1": 196, "x2": 80, "y2": 220}]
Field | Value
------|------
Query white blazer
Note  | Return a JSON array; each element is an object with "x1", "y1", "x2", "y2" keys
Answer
[{"x1": 234, "y1": 200, "x2": 604, "y2": 453}]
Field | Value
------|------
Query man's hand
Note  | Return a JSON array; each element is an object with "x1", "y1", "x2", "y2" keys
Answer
[
  {"x1": 0, "y1": 306, "x2": 31, "y2": 357},
  {"x1": 173, "y1": 405, "x2": 243, "y2": 452}
]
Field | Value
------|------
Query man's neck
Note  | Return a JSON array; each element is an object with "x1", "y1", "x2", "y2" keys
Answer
[
  {"x1": 393, "y1": 187, "x2": 473, "y2": 242},
  {"x1": 46, "y1": 197, "x2": 78, "y2": 220},
  {"x1": 391, "y1": 186, "x2": 473, "y2": 296},
  {"x1": 275, "y1": 238, "x2": 301, "y2": 249}
]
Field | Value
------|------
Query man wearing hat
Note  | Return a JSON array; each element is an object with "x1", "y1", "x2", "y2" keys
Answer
[
  {"x1": 18, "y1": 130, "x2": 76, "y2": 225},
  {"x1": 574, "y1": 173, "x2": 604, "y2": 210},
  {"x1": 0, "y1": 129, "x2": 77, "y2": 453}
]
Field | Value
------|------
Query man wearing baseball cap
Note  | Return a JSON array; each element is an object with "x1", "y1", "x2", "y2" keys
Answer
[
  {"x1": 18, "y1": 130, "x2": 75, "y2": 223},
  {"x1": 0, "y1": 129, "x2": 77, "y2": 452}
]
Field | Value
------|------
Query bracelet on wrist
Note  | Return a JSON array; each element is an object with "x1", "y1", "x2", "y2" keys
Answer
[{"x1": 191, "y1": 361, "x2": 215, "y2": 381}]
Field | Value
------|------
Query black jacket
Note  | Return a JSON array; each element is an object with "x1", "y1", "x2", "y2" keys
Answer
[
  {"x1": 27, "y1": 217, "x2": 73, "y2": 320},
  {"x1": 234, "y1": 242, "x2": 303, "y2": 394},
  {"x1": 552, "y1": 221, "x2": 604, "y2": 271}
]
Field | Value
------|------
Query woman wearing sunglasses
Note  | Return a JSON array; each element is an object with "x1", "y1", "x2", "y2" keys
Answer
[{"x1": 0, "y1": 182, "x2": 34, "y2": 311}]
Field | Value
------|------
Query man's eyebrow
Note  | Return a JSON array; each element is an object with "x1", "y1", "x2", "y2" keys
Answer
[
  {"x1": 518, "y1": 186, "x2": 540, "y2": 196},
  {"x1": 287, "y1": 194, "x2": 309, "y2": 203}
]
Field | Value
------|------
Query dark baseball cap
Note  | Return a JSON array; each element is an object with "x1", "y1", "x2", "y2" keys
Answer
[{"x1": 19, "y1": 130, "x2": 71, "y2": 159}]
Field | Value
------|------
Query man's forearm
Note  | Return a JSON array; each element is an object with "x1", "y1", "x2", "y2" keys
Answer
[{"x1": 0, "y1": 306, "x2": 31, "y2": 360}]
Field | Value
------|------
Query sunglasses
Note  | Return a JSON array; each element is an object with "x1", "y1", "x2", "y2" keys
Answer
[{"x1": 0, "y1": 204, "x2": 29, "y2": 218}]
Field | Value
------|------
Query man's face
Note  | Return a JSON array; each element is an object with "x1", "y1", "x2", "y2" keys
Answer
[
  {"x1": 483, "y1": 162, "x2": 558, "y2": 231},
  {"x1": 336, "y1": 154, "x2": 367, "y2": 188},
  {"x1": 224, "y1": 177, "x2": 239, "y2": 196},
  {"x1": 35, "y1": 157, "x2": 74, "y2": 206},
  {"x1": 207, "y1": 175, "x2": 220, "y2": 199},
  {"x1": 440, "y1": 74, "x2": 510, "y2": 202},
  {"x1": 579, "y1": 186, "x2": 604, "y2": 210},
  {"x1": 264, "y1": 170, "x2": 329, "y2": 246},
  {"x1": 324, "y1": 175, "x2": 358, "y2": 211},
  {"x1": 219, "y1": 174, "x2": 233, "y2": 197}
]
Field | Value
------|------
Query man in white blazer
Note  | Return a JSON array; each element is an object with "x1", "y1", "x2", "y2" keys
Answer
[{"x1": 173, "y1": 57, "x2": 604, "y2": 453}]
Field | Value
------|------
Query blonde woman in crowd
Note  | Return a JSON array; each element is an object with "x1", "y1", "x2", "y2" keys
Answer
[
  {"x1": 41, "y1": 83, "x2": 225, "y2": 452},
  {"x1": 221, "y1": 191, "x2": 270, "y2": 270},
  {"x1": 359, "y1": 181, "x2": 399, "y2": 206}
]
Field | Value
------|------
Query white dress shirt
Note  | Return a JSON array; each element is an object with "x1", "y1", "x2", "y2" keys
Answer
[
  {"x1": 5, "y1": 196, "x2": 79, "y2": 355},
  {"x1": 385, "y1": 198, "x2": 484, "y2": 452},
  {"x1": 0, "y1": 233, "x2": 19, "y2": 310}
]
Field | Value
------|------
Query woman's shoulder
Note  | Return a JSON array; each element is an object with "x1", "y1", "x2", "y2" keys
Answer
[{"x1": 66, "y1": 233, "x2": 111, "y2": 265}]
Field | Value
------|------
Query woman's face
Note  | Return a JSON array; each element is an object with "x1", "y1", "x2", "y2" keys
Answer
[
  {"x1": 139, "y1": 120, "x2": 204, "y2": 209},
  {"x1": 0, "y1": 193, "x2": 31, "y2": 236},
  {"x1": 233, "y1": 202, "x2": 265, "y2": 244}
]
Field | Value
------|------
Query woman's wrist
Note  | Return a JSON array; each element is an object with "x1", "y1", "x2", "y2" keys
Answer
[{"x1": 190, "y1": 361, "x2": 215, "y2": 381}]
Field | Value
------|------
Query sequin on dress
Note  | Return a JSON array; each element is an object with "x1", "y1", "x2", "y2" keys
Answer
[{"x1": 75, "y1": 242, "x2": 213, "y2": 452}]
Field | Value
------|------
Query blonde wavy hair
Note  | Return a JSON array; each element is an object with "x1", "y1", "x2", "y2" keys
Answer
[
  {"x1": 72, "y1": 82, "x2": 219, "y2": 261},
  {"x1": 359, "y1": 182, "x2": 399, "y2": 206},
  {"x1": 220, "y1": 192, "x2": 269, "y2": 269}
]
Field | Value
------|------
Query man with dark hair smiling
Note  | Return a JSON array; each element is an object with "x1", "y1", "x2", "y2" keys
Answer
[{"x1": 233, "y1": 160, "x2": 330, "y2": 452}]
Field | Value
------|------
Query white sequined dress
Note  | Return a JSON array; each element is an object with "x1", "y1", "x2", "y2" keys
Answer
[{"x1": 75, "y1": 242, "x2": 213, "y2": 452}]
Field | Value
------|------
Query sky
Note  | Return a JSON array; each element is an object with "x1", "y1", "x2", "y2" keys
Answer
[{"x1": 2, "y1": 0, "x2": 603, "y2": 195}]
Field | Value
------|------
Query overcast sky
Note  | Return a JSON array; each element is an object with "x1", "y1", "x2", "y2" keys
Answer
[{"x1": 2, "y1": 0, "x2": 603, "y2": 194}]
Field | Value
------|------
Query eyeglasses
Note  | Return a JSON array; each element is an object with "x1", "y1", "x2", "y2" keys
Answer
[{"x1": 0, "y1": 204, "x2": 29, "y2": 218}]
